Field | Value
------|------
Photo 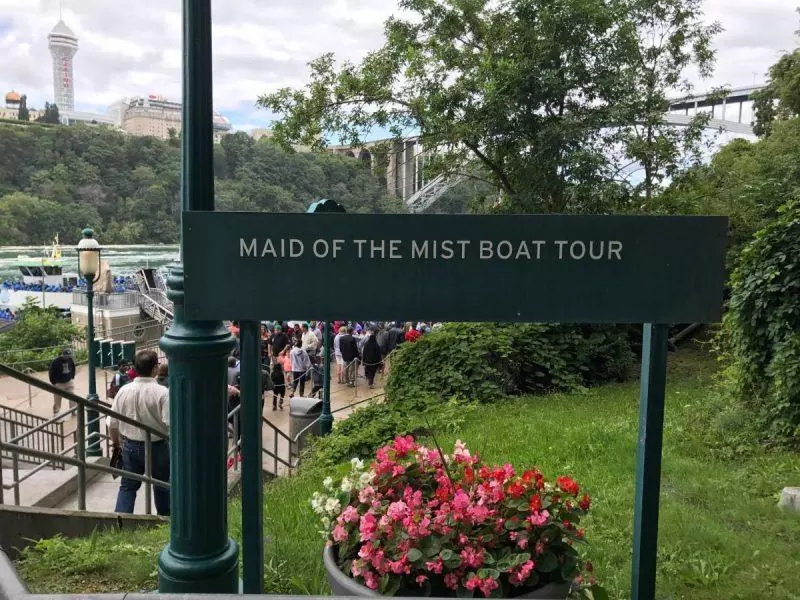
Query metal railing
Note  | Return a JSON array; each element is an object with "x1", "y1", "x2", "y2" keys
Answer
[
  {"x1": 71, "y1": 291, "x2": 140, "y2": 310},
  {"x1": 0, "y1": 363, "x2": 168, "y2": 514},
  {"x1": 0, "y1": 405, "x2": 65, "y2": 467},
  {"x1": 0, "y1": 362, "x2": 243, "y2": 514}
]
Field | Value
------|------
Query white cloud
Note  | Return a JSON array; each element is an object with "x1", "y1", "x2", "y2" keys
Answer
[{"x1": 0, "y1": 0, "x2": 795, "y2": 131}]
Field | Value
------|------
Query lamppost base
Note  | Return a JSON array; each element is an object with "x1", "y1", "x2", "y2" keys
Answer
[{"x1": 158, "y1": 539, "x2": 239, "y2": 593}]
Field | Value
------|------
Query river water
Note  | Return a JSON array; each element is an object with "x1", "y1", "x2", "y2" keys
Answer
[{"x1": 0, "y1": 245, "x2": 180, "y2": 282}]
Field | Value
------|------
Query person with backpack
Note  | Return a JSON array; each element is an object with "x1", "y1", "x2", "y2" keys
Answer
[
  {"x1": 48, "y1": 347, "x2": 76, "y2": 416},
  {"x1": 107, "y1": 360, "x2": 130, "y2": 400}
]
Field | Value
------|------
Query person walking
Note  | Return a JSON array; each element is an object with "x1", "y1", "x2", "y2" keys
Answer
[
  {"x1": 289, "y1": 339, "x2": 312, "y2": 397},
  {"x1": 109, "y1": 350, "x2": 170, "y2": 516},
  {"x1": 270, "y1": 362, "x2": 286, "y2": 410},
  {"x1": 333, "y1": 325, "x2": 345, "y2": 384},
  {"x1": 339, "y1": 326, "x2": 360, "y2": 387},
  {"x1": 361, "y1": 328, "x2": 382, "y2": 389},
  {"x1": 107, "y1": 360, "x2": 130, "y2": 400},
  {"x1": 48, "y1": 347, "x2": 76, "y2": 417},
  {"x1": 270, "y1": 325, "x2": 290, "y2": 364}
]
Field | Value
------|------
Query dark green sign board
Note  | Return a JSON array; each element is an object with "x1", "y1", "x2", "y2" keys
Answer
[{"x1": 183, "y1": 212, "x2": 727, "y2": 323}]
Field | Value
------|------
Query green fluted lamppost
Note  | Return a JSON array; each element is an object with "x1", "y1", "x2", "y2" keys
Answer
[
  {"x1": 307, "y1": 198, "x2": 346, "y2": 436},
  {"x1": 157, "y1": 0, "x2": 239, "y2": 592},
  {"x1": 76, "y1": 228, "x2": 102, "y2": 457}
]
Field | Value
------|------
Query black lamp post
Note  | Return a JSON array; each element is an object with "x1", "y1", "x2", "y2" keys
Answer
[{"x1": 76, "y1": 227, "x2": 102, "y2": 457}]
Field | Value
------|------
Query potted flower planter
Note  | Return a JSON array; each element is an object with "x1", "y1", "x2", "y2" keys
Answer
[
  {"x1": 312, "y1": 438, "x2": 593, "y2": 599},
  {"x1": 324, "y1": 546, "x2": 571, "y2": 599}
]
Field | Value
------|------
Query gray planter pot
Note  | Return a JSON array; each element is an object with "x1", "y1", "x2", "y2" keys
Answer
[{"x1": 323, "y1": 546, "x2": 571, "y2": 599}]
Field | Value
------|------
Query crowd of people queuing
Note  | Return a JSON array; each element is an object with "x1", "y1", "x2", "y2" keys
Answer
[
  {"x1": 224, "y1": 320, "x2": 442, "y2": 411},
  {"x1": 47, "y1": 320, "x2": 440, "y2": 517}
]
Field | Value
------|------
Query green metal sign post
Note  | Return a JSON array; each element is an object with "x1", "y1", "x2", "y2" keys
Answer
[
  {"x1": 631, "y1": 323, "x2": 669, "y2": 600},
  {"x1": 158, "y1": 0, "x2": 239, "y2": 592},
  {"x1": 306, "y1": 199, "x2": 346, "y2": 436},
  {"x1": 239, "y1": 322, "x2": 264, "y2": 593}
]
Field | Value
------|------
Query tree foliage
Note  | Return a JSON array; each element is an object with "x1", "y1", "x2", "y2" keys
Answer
[
  {"x1": 37, "y1": 102, "x2": 60, "y2": 125},
  {"x1": 18, "y1": 95, "x2": 30, "y2": 122},
  {"x1": 0, "y1": 123, "x2": 405, "y2": 244},
  {"x1": 654, "y1": 118, "x2": 800, "y2": 264},
  {"x1": 0, "y1": 298, "x2": 84, "y2": 371},
  {"x1": 752, "y1": 46, "x2": 800, "y2": 137},
  {"x1": 386, "y1": 322, "x2": 633, "y2": 402},
  {"x1": 260, "y1": 0, "x2": 719, "y2": 213},
  {"x1": 611, "y1": 0, "x2": 721, "y2": 206},
  {"x1": 723, "y1": 198, "x2": 800, "y2": 444}
]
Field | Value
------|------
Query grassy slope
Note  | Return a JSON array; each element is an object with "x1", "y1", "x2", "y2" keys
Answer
[{"x1": 17, "y1": 347, "x2": 800, "y2": 599}]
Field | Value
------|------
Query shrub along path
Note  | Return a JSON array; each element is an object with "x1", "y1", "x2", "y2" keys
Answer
[{"x1": 15, "y1": 345, "x2": 800, "y2": 599}]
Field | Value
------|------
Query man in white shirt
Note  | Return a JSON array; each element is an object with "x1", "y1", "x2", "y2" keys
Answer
[
  {"x1": 109, "y1": 349, "x2": 170, "y2": 516},
  {"x1": 301, "y1": 322, "x2": 318, "y2": 355}
]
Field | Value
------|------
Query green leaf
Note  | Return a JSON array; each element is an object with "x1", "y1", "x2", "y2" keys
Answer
[
  {"x1": 536, "y1": 552, "x2": 559, "y2": 573},
  {"x1": 407, "y1": 548, "x2": 423, "y2": 563}
]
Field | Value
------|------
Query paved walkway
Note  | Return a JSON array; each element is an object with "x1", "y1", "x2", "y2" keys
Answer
[{"x1": 1, "y1": 362, "x2": 385, "y2": 513}]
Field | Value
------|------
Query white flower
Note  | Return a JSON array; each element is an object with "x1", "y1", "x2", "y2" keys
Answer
[
  {"x1": 358, "y1": 471, "x2": 374, "y2": 487},
  {"x1": 341, "y1": 478, "x2": 353, "y2": 493},
  {"x1": 350, "y1": 457, "x2": 365, "y2": 471},
  {"x1": 324, "y1": 497, "x2": 341, "y2": 514},
  {"x1": 323, "y1": 476, "x2": 334, "y2": 491},
  {"x1": 321, "y1": 516, "x2": 331, "y2": 529}
]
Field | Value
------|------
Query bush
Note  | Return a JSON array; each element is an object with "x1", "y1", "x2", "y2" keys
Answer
[
  {"x1": 0, "y1": 298, "x2": 84, "y2": 371},
  {"x1": 385, "y1": 323, "x2": 633, "y2": 403},
  {"x1": 304, "y1": 396, "x2": 476, "y2": 471},
  {"x1": 723, "y1": 198, "x2": 800, "y2": 444}
]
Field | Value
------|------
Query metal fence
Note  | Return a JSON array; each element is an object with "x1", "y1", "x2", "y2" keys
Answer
[
  {"x1": 71, "y1": 291, "x2": 141, "y2": 310},
  {"x1": 0, "y1": 406, "x2": 65, "y2": 468}
]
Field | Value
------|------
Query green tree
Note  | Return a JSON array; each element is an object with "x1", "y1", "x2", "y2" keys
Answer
[
  {"x1": 17, "y1": 94, "x2": 30, "y2": 121},
  {"x1": 38, "y1": 102, "x2": 61, "y2": 125},
  {"x1": 259, "y1": 0, "x2": 718, "y2": 213},
  {"x1": 656, "y1": 118, "x2": 800, "y2": 264},
  {"x1": 220, "y1": 131, "x2": 255, "y2": 178},
  {"x1": 752, "y1": 47, "x2": 800, "y2": 137},
  {"x1": 612, "y1": 0, "x2": 721, "y2": 206}
]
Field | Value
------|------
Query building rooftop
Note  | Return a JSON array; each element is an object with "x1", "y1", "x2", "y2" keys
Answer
[
  {"x1": 5, "y1": 91, "x2": 21, "y2": 104},
  {"x1": 49, "y1": 19, "x2": 77, "y2": 39}
]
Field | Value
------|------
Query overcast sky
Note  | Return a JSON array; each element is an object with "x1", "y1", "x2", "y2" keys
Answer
[{"x1": 0, "y1": 0, "x2": 796, "y2": 133}]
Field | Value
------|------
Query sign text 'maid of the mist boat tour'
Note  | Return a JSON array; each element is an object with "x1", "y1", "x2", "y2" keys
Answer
[{"x1": 182, "y1": 212, "x2": 728, "y2": 323}]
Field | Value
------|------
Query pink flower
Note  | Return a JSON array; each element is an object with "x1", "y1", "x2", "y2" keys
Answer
[
  {"x1": 332, "y1": 524, "x2": 348, "y2": 542},
  {"x1": 509, "y1": 560, "x2": 535, "y2": 585},
  {"x1": 530, "y1": 509, "x2": 550, "y2": 527},
  {"x1": 416, "y1": 574, "x2": 428, "y2": 585},
  {"x1": 517, "y1": 537, "x2": 529, "y2": 550},
  {"x1": 387, "y1": 500, "x2": 409, "y2": 521},
  {"x1": 359, "y1": 513, "x2": 377, "y2": 542},
  {"x1": 363, "y1": 569, "x2": 379, "y2": 590},
  {"x1": 393, "y1": 435, "x2": 416, "y2": 456},
  {"x1": 479, "y1": 577, "x2": 499, "y2": 597},
  {"x1": 444, "y1": 573, "x2": 460, "y2": 590},
  {"x1": 453, "y1": 491, "x2": 471, "y2": 511},
  {"x1": 468, "y1": 503, "x2": 491, "y2": 524},
  {"x1": 425, "y1": 558, "x2": 444, "y2": 574},
  {"x1": 358, "y1": 486, "x2": 375, "y2": 503},
  {"x1": 341, "y1": 505, "x2": 359, "y2": 523},
  {"x1": 535, "y1": 541, "x2": 546, "y2": 555},
  {"x1": 460, "y1": 546, "x2": 484, "y2": 569}
]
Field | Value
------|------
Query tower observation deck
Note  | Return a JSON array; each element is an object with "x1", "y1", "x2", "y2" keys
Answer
[{"x1": 48, "y1": 20, "x2": 78, "y2": 112}]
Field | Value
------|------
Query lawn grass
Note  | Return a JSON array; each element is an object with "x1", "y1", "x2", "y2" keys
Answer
[{"x1": 16, "y1": 345, "x2": 800, "y2": 599}]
